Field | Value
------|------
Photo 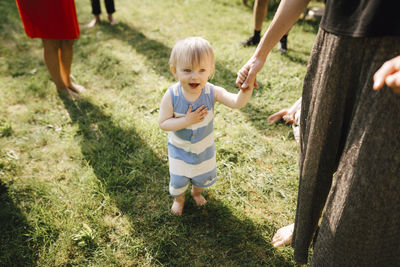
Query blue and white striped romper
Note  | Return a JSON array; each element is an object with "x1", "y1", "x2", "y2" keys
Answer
[{"x1": 168, "y1": 82, "x2": 217, "y2": 197}]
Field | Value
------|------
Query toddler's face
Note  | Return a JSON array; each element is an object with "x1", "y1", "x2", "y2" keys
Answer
[{"x1": 173, "y1": 57, "x2": 213, "y2": 93}]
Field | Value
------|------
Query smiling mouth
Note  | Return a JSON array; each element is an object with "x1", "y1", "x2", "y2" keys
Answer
[{"x1": 189, "y1": 83, "x2": 200, "y2": 89}]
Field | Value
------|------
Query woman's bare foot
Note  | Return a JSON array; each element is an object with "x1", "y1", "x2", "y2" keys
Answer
[
  {"x1": 191, "y1": 186, "x2": 207, "y2": 206},
  {"x1": 87, "y1": 15, "x2": 100, "y2": 28},
  {"x1": 171, "y1": 195, "x2": 185, "y2": 215},
  {"x1": 268, "y1": 109, "x2": 288, "y2": 124},
  {"x1": 108, "y1": 14, "x2": 117, "y2": 25},
  {"x1": 68, "y1": 83, "x2": 86, "y2": 94},
  {"x1": 56, "y1": 86, "x2": 77, "y2": 99},
  {"x1": 272, "y1": 223, "x2": 294, "y2": 248}
]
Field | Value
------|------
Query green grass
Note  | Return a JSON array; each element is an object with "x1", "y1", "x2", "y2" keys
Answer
[{"x1": 0, "y1": 0, "x2": 320, "y2": 265}]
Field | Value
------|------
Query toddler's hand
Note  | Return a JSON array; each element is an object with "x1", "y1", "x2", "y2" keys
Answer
[{"x1": 185, "y1": 105, "x2": 208, "y2": 125}]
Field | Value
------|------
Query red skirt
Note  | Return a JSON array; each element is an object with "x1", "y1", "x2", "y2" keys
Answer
[{"x1": 16, "y1": 0, "x2": 80, "y2": 39}]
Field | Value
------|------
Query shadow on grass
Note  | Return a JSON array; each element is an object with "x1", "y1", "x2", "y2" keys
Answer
[
  {"x1": 93, "y1": 22, "x2": 172, "y2": 78},
  {"x1": 0, "y1": 181, "x2": 36, "y2": 266},
  {"x1": 62, "y1": 97, "x2": 295, "y2": 266}
]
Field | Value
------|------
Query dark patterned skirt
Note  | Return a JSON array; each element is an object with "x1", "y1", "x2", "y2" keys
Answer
[{"x1": 292, "y1": 28, "x2": 400, "y2": 266}]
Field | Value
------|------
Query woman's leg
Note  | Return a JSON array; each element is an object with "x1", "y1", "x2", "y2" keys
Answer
[
  {"x1": 42, "y1": 39, "x2": 68, "y2": 93},
  {"x1": 59, "y1": 40, "x2": 85, "y2": 93},
  {"x1": 91, "y1": 0, "x2": 101, "y2": 15},
  {"x1": 88, "y1": 0, "x2": 101, "y2": 27},
  {"x1": 105, "y1": 0, "x2": 116, "y2": 24}
]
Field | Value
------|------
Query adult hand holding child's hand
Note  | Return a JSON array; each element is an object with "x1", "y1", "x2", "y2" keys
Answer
[{"x1": 236, "y1": 57, "x2": 264, "y2": 90}]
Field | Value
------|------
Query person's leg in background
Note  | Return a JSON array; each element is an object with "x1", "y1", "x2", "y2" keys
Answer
[
  {"x1": 105, "y1": 0, "x2": 116, "y2": 25},
  {"x1": 59, "y1": 39, "x2": 85, "y2": 94},
  {"x1": 240, "y1": 0, "x2": 268, "y2": 46},
  {"x1": 278, "y1": 32, "x2": 289, "y2": 54},
  {"x1": 42, "y1": 39, "x2": 69, "y2": 95},
  {"x1": 87, "y1": 0, "x2": 101, "y2": 28}
]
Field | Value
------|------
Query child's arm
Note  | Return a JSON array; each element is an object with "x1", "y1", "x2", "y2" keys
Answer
[
  {"x1": 214, "y1": 86, "x2": 253, "y2": 109},
  {"x1": 158, "y1": 90, "x2": 208, "y2": 131}
]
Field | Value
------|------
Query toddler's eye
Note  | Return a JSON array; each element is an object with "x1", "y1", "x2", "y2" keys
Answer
[
  {"x1": 184, "y1": 69, "x2": 191, "y2": 73},
  {"x1": 200, "y1": 69, "x2": 206, "y2": 72}
]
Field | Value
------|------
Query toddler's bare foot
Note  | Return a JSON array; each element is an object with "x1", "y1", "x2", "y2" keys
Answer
[
  {"x1": 193, "y1": 194, "x2": 207, "y2": 206},
  {"x1": 191, "y1": 187, "x2": 207, "y2": 206},
  {"x1": 68, "y1": 83, "x2": 86, "y2": 94},
  {"x1": 272, "y1": 223, "x2": 294, "y2": 248},
  {"x1": 171, "y1": 195, "x2": 185, "y2": 215},
  {"x1": 268, "y1": 109, "x2": 288, "y2": 124}
]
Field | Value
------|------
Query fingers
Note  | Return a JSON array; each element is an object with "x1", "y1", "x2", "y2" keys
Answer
[
  {"x1": 282, "y1": 114, "x2": 295, "y2": 124},
  {"x1": 236, "y1": 61, "x2": 260, "y2": 90},
  {"x1": 272, "y1": 232, "x2": 284, "y2": 248},
  {"x1": 188, "y1": 105, "x2": 208, "y2": 113},
  {"x1": 267, "y1": 109, "x2": 288, "y2": 124},
  {"x1": 271, "y1": 224, "x2": 294, "y2": 248},
  {"x1": 199, "y1": 107, "x2": 208, "y2": 119},
  {"x1": 273, "y1": 240, "x2": 285, "y2": 248},
  {"x1": 236, "y1": 68, "x2": 249, "y2": 87},
  {"x1": 373, "y1": 55, "x2": 400, "y2": 91},
  {"x1": 196, "y1": 105, "x2": 208, "y2": 117},
  {"x1": 272, "y1": 232, "x2": 281, "y2": 242},
  {"x1": 241, "y1": 68, "x2": 258, "y2": 90},
  {"x1": 192, "y1": 105, "x2": 208, "y2": 121},
  {"x1": 385, "y1": 72, "x2": 400, "y2": 94},
  {"x1": 197, "y1": 105, "x2": 207, "y2": 112}
]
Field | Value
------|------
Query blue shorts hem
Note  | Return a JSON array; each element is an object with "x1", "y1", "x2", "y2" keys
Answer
[{"x1": 192, "y1": 176, "x2": 218, "y2": 188}]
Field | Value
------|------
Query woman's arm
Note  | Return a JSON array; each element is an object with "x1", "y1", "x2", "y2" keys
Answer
[
  {"x1": 214, "y1": 85, "x2": 253, "y2": 109},
  {"x1": 236, "y1": 0, "x2": 311, "y2": 90}
]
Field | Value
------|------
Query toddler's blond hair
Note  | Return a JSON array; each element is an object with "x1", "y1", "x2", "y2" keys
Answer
[{"x1": 169, "y1": 37, "x2": 215, "y2": 76}]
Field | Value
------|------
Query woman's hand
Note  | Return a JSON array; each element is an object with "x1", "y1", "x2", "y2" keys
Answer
[
  {"x1": 236, "y1": 57, "x2": 265, "y2": 90},
  {"x1": 373, "y1": 55, "x2": 400, "y2": 94}
]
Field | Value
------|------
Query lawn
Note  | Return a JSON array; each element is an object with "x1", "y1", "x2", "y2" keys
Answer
[{"x1": 0, "y1": 0, "x2": 320, "y2": 265}]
